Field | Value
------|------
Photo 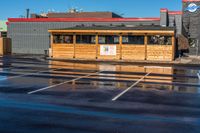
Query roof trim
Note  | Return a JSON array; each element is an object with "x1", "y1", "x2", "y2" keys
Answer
[
  {"x1": 168, "y1": 11, "x2": 183, "y2": 15},
  {"x1": 48, "y1": 29, "x2": 175, "y2": 35},
  {"x1": 182, "y1": 0, "x2": 200, "y2": 2},
  {"x1": 8, "y1": 17, "x2": 160, "y2": 22},
  {"x1": 160, "y1": 8, "x2": 168, "y2": 12},
  {"x1": 48, "y1": 26, "x2": 175, "y2": 35}
]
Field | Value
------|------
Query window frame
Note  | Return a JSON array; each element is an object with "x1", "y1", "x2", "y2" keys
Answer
[
  {"x1": 53, "y1": 34, "x2": 74, "y2": 44},
  {"x1": 76, "y1": 34, "x2": 96, "y2": 44},
  {"x1": 147, "y1": 35, "x2": 172, "y2": 45},
  {"x1": 122, "y1": 35, "x2": 145, "y2": 45},
  {"x1": 98, "y1": 35, "x2": 120, "y2": 45}
]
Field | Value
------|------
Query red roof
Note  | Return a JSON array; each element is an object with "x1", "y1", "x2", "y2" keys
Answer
[
  {"x1": 168, "y1": 11, "x2": 183, "y2": 15},
  {"x1": 8, "y1": 17, "x2": 160, "y2": 22},
  {"x1": 160, "y1": 8, "x2": 168, "y2": 12},
  {"x1": 182, "y1": 0, "x2": 200, "y2": 2}
]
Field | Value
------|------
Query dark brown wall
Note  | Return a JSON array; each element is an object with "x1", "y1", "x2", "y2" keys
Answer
[{"x1": 47, "y1": 12, "x2": 122, "y2": 18}]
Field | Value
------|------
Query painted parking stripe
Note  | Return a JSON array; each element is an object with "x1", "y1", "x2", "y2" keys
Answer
[
  {"x1": 27, "y1": 71, "x2": 101, "y2": 94},
  {"x1": 0, "y1": 66, "x2": 14, "y2": 71},
  {"x1": 0, "y1": 68, "x2": 63, "y2": 81},
  {"x1": 112, "y1": 72, "x2": 151, "y2": 101},
  {"x1": 198, "y1": 73, "x2": 200, "y2": 80}
]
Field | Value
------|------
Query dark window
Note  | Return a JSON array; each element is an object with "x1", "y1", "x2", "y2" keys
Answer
[
  {"x1": 53, "y1": 35, "x2": 62, "y2": 43},
  {"x1": 63, "y1": 35, "x2": 73, "y2": 43},
  {"x1": 0, "y1": 32, "x2": 7, "y2": 37},
  {"x1": 122, "y1": 35, "x2": 144, "y2": 44},
  {"x1": 148, "y1": 35, "x2": 172, "y2": 45},
  {"x1": 98, "y1": 35, "x2": 119, "y2": 44},
  {"x1": 53, "y1": 34, "x2": 73, "y2": 44},
  {"x1": 76, "y1": 35, "x2": 96, "y2": 44}
]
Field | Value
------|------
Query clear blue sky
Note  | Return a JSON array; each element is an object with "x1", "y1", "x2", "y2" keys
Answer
[{"x1": 0, "y1": 0, "x2": 182, "y2": 20}]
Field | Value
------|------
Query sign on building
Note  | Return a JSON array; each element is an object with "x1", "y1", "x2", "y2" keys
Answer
[
  {"x1": 185, "y1": 3, "x2": 200, "y2": 13},
  {"x1": 100, "y1": 45, "x2": 116, "y2": 56}
]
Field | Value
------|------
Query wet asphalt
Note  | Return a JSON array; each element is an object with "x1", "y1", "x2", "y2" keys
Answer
[{"x1": 0, "y1": 55, "x2": 200, "y2": 133}]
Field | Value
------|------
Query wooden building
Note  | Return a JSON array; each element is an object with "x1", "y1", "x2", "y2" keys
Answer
[
  {"x1": 48, "y1": 25, "x2": 175, "y2": 61},
  {"x1": 0, "y1": 38, "x2": 12, "y2": 55}
]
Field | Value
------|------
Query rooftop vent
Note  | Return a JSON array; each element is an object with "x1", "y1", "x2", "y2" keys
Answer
[
  {"x1": 68, "y1": 8, "x2": 78, "y2": 13},
  {"x1": 125, "y1": 25, "x2": 136, "y2": 27}
]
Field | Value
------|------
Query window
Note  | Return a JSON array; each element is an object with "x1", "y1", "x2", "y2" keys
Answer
[
  {"x1": 148, "y1": 35, "x2": 172, "y2": 45},
  {"x1": 0, "y1": 32, "x2": 7, "y2": 38},
  {"x1": 63, "y1": 35, "x2": 73, "y2": 43},
  {"x1": 122, "y1": 35, "x2": 144, "y2": 44},
  {"x1": 76, "y1": 35, "x2": 96, "y2": 44},
  {"x1": 98, "y1": 35, "x2": 119, "y2": 44},
  {"x1": 53, "y1": 34, "x2": 73, "y2": 44}
]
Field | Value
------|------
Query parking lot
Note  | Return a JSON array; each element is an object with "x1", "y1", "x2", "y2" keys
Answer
[{"x1": 0, "y1": 55, "x2": 200, "y2": 133}]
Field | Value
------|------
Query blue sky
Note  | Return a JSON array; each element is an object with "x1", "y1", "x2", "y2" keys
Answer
[{"x1": 1, "y1": 0, "x2": 182, "y2": 20}]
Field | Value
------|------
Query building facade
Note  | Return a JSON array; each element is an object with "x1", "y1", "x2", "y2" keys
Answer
[
  {"x1": 7, "y1": 0, "x2": 200, "y2": 56},
  {"x1": 7, "y1": 17, "x2": 161, "y2": 54},
  {"x1": 182, "y1": 0, "x2": 200, "y2": 55},
  {"x1": 49, "y1": 26, "x2": 175, "y2": 61}
]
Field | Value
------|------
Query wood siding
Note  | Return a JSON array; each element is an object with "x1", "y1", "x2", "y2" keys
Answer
[
  {"x1": 49, "y1": 30, "x2": 174, "y2": 35},
  {"x1": 0, "y1": 38, "x2": 12, "y2": 55},
  {"x1": 122, "y1": 45, "x2": 145, "y2": 60},
  {"x1": 75, "y1": 44, "x2": 96, "y2": 59},
  {"x1": 0, "y1": 38, "x2": 3, "y2": 55},
  {"x1": 52, "y1": 44, "x2": 74, "y2": 58},
  {"x1": 52, "y1": 43, "x2": 174, "y2": 61},
  {"x1": 147, "y1": 45, "x2": 173, "y2": 61},
  {"x1": 49, "y1": 29, "x2": 175, "y2": 61}
]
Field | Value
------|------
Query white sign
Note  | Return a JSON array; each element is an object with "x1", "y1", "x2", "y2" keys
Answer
[
  {"x1": 186, "y1": 3, "x2": 200, "y2": 13},
  {"x1": 100, "y1": 45, "x2": 116, "y2": 56}
]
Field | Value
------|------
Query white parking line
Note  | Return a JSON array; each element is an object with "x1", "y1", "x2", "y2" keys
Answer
[
  {"x1": 0, "y1": 66, "x2": 14, "y2": 71},
  {"x1": 27, "y1": 71, "x2": 101, "y2": 94},
  {"x1": 112, "y1": 72, "x2": 151, "y2": 101},
  {"x1": 197, "y1": 73, "x2": 200, "y2": 80},
  {"x1": 0, "y1": 67, "x2": 63, "y2": 81}
]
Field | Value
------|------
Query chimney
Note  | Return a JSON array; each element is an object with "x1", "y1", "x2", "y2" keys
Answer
[
  {"x1": 160, "y1": 8, "x2": 168, "y2": 27},
  {"x1": 26, "y1": 9, "x2": 30, "y2": 18}
]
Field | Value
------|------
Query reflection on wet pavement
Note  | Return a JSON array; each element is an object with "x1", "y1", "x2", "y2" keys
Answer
[
  {"x1": 0, "y1": 58, "x2": 199, "y2": 94},
  {"x1": 0, "y1": 56, "x2": 200, "y2": 133}
]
